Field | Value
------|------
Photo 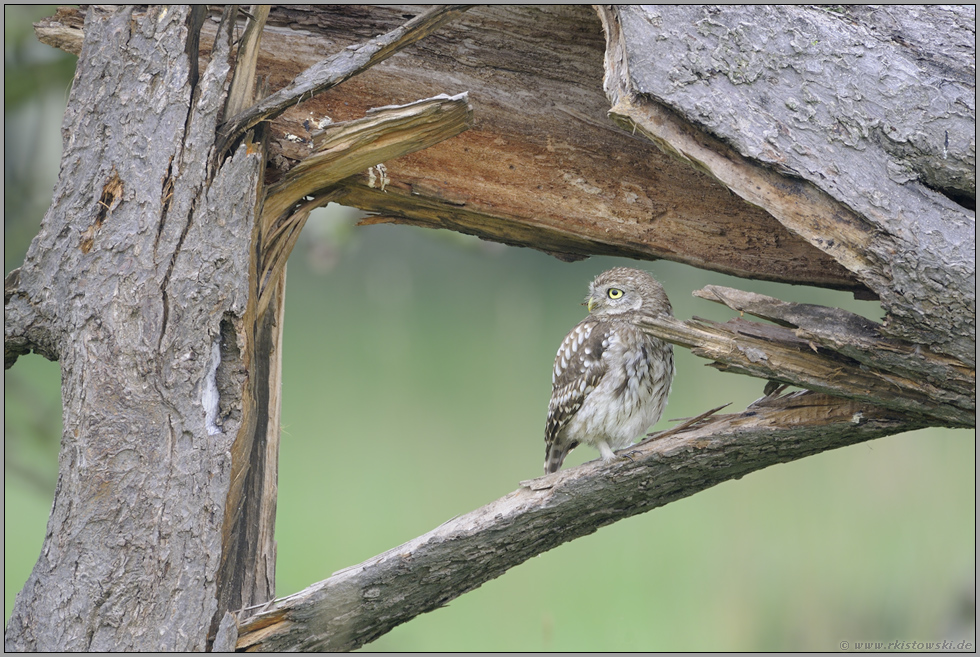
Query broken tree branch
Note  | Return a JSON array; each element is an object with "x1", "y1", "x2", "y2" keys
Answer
[
  {"x1": 693, "y1": 285, "x2": 974, "y2": 400},
  {"x1": 597, "y1": 5, "x2": 975, "y2": 361},
  {"x1": 256, "y1": 93, "x2": 473, "y2": 315},
  {"x1": 217, "y1": 5, "x2": 471, "y2": 152},
  {"x1": 234, "y1": 392, "x2": 926, "y2": 652},
  {"x1": 635, "y1": 289, "x2": 974, "y2": 427},
  {"x1": 262, "y1": 94, "x2": 473, "y2": 224},
  {"x1": 33, "y1": 6, "x2": 873, "y2": 294}
]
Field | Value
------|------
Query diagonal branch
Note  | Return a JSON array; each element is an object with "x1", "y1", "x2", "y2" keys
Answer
[
  {"x1": 217, "y1": 5, "x2": 472, "y2": 153},
  {"x1": 233, "y1": 392, "x2": 926, "y2": 651}
]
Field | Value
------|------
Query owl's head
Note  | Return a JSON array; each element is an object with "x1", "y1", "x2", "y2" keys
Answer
[{"x1": 585, "y1": 267, "x2": 673, "y2": 319}]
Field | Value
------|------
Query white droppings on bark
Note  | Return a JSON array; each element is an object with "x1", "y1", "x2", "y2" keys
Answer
[{"x1": 204, "y1": 340, "x2": 222, "y2": 436}]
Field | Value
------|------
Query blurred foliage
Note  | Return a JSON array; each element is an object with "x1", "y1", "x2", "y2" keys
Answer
[
  {"x1": 3, "y1": 7, "x2": 975, "y2": 651},
  {"x1": 4, "y1": 7, "x2": 77, "y2": 108},
  {"x1": 4, "y1": 6, "x2": 77, "y2": 272}
]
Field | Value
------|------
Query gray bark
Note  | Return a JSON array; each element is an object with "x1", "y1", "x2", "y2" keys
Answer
[
  {"x1": 5, "y1": 5, "x2": 475, "y2": 651},
  {"x1": 6, "y1": 4, "x2": 974, "y2": 652}
]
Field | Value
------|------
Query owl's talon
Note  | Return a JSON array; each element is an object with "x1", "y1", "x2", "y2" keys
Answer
[{"x1": 619, "y1": 450, "x2": 640, "y2": 464}]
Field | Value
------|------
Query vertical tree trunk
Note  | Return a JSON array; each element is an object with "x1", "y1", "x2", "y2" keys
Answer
[{"x1": 4, "y1": 6, "x2": 278, "y2": 650}]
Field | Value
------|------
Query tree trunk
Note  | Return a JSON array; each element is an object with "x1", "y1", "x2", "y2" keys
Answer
[
  {"x1": 5, "y1": 4, "x2": 473, "y2": 650},
  {"x1": 4, "y1": 6, "x2": 278, "y2": 650},
  {"x1": 6, "y1": 4, "x2": 973, "y2": 652}
]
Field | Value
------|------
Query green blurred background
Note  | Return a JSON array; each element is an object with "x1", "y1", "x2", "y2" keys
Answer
[{"x1": 4, "y1": 7, "x2": 975, "y2": 651}]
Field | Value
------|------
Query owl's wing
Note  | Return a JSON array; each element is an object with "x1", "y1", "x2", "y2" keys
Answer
[{"x1": 544, "y1": 319, "x2": 610, "y2": 473}]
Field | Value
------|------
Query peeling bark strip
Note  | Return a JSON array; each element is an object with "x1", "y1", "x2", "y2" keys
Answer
[
  {"x1": 217, "y1": 5, "x2": 473, "y2": 152},
  {"x1": 235, "y1": 392, "x2": 926, "y2": 652},
  {"x1": 223, "y1": 6, "x2": 270, "y2": 121},
  {"x1": 80, "y1": 170, "x2": 123, "y2": 254},
  {"x1": 258, "y1": 93, "x2": 473, "y2": 315}
]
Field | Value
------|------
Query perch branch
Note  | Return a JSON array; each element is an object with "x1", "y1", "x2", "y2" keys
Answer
[
  {"x1": 235, "y1": 392, "x2": 925, "y2": 651},
  {"x1": 256, "y1": 93, "x2": 473, "y2": 316},
  {"x1": 217, "y1": 5, "x2": 472, "y2": 152}
]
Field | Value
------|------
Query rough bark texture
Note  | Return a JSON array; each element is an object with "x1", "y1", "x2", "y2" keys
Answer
[
  {"x1": 6, "y1": 5, "x2": 477, "y2": 652},
  {"x1": 638, "y1": 289, "x2": 973, "y2": 427},
  {"x1": 8, "y1": 3, "x2": 975, "y2": 652},
  {"x1": 4, "y1": 7, "x2": 269, "y2": 650},
  {"x1": 600, "y1": 5, "x2": 975, "y2": 362}
]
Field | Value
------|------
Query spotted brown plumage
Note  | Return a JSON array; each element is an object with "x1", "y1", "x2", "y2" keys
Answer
[{"x1": 544, "y1": 268, "x2": 674, "y2": 474}]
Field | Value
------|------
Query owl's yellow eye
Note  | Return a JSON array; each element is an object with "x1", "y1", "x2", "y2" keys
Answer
[{"x1": 607, "y1": 288, "x2": 624, "y2": 299}]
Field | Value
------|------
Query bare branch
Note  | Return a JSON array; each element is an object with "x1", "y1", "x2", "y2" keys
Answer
[
  {"x1": 235, "y1": 392, "x2": 926, "y2": 652},
  {"x1": 217, "y1": 5, "x2": 472, "y2": 152}
]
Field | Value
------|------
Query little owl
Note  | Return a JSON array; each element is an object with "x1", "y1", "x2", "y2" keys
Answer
[{"x1": 544, "y1": 267, "x2": 674, "y2": 473}]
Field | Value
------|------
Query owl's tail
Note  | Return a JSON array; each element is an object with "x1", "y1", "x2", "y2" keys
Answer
[{"x1": 544, "y1": 440, "x2": 578, "y2": 474}]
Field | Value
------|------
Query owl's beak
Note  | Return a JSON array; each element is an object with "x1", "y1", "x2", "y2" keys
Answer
[{"x1": 586, "y1": 295, "x2": 596, "y2": 312}]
